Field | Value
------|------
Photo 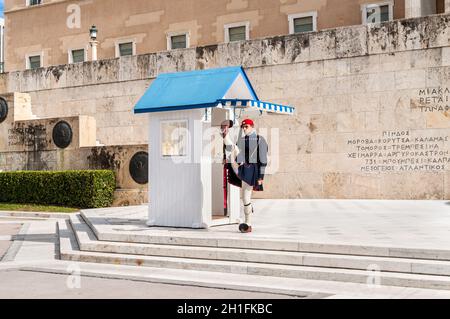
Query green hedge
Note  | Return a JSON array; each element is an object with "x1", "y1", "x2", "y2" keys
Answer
[{"x1": 0, "y1": 170, "x2": 116, "y2": 209}]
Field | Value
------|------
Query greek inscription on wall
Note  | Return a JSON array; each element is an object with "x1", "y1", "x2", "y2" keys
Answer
[
  {"x1": 347, "y1": 131, "x2": 450, "y2": 172},
  {"x1": 416, "y1": 87, "x2": 450, "y2": 112},
  {"x1": 8, "y1": 128, "x2": 25, "y2": 146},
  {"x1": 7, "y1": 126, "x2": 48, "y2": 149}
]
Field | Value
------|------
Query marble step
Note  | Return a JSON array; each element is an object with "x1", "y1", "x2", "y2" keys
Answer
[
  {"x1": 69, "y1": 214, "x2": 450, "y2": 278},
  {"x1": 21, "y1": 262, "x2": 450, "y2": 299},
  {"x1": 57, "y1": 219, "x2": 450, "y2": 291},
  {"x1": 80, "y1": 211, "x2": 450, "y2": 261},
  {"x1": 0, "y1": 211, "x2": 70, "y2": 219}
]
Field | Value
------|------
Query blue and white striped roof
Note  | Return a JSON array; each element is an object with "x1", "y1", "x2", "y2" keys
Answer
[
  {"x1": 134, "y1": 66, "x2": 295, "y2": 115},
  {"x1": 216, "y1": 99, "x2": 295, "y2": 115}
]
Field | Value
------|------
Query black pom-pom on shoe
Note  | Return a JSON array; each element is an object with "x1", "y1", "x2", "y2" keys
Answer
[{"x1": 239, "y1": 223, "x2": 252, "y2": 233}]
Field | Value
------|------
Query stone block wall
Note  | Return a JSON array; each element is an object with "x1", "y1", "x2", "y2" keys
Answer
[{"x1": 1, "y1": 14, "x2": 450, "y2": 199}]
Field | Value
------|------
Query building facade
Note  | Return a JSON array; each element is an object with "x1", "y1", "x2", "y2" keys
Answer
[
  {"x1": 5, "y1": 0, "x2": 446, "y2": 72},
  {"x1": 1, "y1": 12, "x2": 450, "y2": 200},
  {"x1": 1, "y1": 2, "x2": 450, "y2": 201}
]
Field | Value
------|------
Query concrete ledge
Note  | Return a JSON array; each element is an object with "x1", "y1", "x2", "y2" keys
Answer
[
  {"x1": 18, "y1": 261, "x2": 450, "y2": 299},
  {"x1": 80, "y1": 208, "x2": 450, "y2": 261},
  {"x1": 0, "y1": 211, "x2": 73, "y2": 220},
  {"x1": 70, "y1": 214, "x2": 450, "y2": 277},
  {"x1": 58, "y1": 215, "x2": 450, "y2": 290},
  {"x1": 0, "y1": 223, "x2": 30, "y2": 262},
  {"x1": 60, "y1": 240, "x2": 450, "y2": 290}
]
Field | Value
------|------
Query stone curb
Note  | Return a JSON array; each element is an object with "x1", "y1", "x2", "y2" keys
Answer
[
  {"x1": 58, "y1": 219, "x2": 450, "y2": 291},
  {"x1": 1, "y1": 223, "x2": 30, "y2": 262},
  {"x1": 19, "y1": 265, "x2": 319, "y2": 299},
  {"x1": 0, "y1": 211, "x2": 74, "y2": 220},
  {"x1": 69, "y1": 214, "x2": 450, "y2": 277},
  {"x1": 80, "y1": 210, "x2": 450, "y2": 261}
]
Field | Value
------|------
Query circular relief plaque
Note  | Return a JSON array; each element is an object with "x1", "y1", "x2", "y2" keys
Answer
[
  {"x1": 0, "y1": 97, "x2": 8, "y2": 124},
  {"x1": 129, "y1": 151, "x2": 148, "y2": 185},
  {"x1": 52, "y1": 121, "x2": 73, "y2": 149}
]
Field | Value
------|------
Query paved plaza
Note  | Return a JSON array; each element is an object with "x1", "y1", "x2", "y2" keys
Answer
[
  {"x1": 84, "y1": 199, "x2": 450, "y2": 250},
  {"x1": 0, "y1": 270, "x2": 304, "y2": 299},
  {"x1": 0, "y1": 223, "x2": 22, "y2": 261},
  {"x1": 1, "y1": 199, "x2": 450, "y2": 299},
  {"x1": 1, "y1": 0, "x2": 450, "y2": 304}
]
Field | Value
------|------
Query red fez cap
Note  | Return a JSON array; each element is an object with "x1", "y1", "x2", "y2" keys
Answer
[{"x1": 241, "y1": 119, "x2": 254, "y2": 127}]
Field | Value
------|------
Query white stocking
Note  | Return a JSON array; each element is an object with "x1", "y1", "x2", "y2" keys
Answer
[{"x1": 241, "y1": 181, "x2": 253, "y2": 226}]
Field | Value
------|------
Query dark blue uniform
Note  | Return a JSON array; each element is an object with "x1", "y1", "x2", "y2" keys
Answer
[{"x1": 235, "y1": 131, "x2": 268, "y2": 189}]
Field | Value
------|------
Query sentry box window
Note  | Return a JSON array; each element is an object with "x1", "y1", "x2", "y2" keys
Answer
[{"x1": 160, "y1": 120, "x2": 189, "y2": 157}]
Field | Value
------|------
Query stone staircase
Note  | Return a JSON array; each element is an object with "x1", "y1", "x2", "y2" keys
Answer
[{"x1": 57, "y1": 212, "x2": 450, "y2": 291}]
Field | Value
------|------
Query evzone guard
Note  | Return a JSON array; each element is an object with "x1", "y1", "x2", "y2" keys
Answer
[{"x1": 221, "y1": 119, "x2": 268, "y2": 233}]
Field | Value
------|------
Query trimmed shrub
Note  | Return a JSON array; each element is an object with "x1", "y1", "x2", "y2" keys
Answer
[{"x1": 0, "y1": 170, "x2": 116, "y2": 209}]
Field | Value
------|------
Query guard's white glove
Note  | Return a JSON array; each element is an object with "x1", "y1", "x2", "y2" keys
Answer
[
  {"x1": 223, "y1": 132, "x2": 240, "y2": 165},
  {"x1": 223, "y1": 133, "x2": 234, "y2": 147}
]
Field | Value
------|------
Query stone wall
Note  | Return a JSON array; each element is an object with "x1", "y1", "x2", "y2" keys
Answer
[
  {"x1": 0, "y1": 93, "x2": 148, "y2": 206},
  {"x1": 1, "y1": 14, "x2": 450, "y2": 199}
]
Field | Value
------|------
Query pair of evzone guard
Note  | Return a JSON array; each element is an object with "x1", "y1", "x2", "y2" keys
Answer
[{"x1": 220, "y1": 118, "x2": 268, "y2": 233}]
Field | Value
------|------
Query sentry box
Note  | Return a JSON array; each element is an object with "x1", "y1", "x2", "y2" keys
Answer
[{"x1": 134, "y1": 66, "x2": 294, "y2": 228}]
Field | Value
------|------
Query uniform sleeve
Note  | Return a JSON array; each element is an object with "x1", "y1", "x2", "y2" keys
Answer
[
  {"x1": 223, "y1": 134, "x2": 234, "y2": 162},
  {"x1": 235, "y1": 134, "x2": 245, "y2": 164},
  {"x1": 258, "y1": 136, "x2": 268, "y2": 180}
]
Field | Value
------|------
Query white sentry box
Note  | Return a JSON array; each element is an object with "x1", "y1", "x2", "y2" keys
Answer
[
  {"x1": 134, "y1": 66, "x2": 294, "y2": 229},
  {"x1": 147, "y1": 107, "x2": 241, "y2": 229}
]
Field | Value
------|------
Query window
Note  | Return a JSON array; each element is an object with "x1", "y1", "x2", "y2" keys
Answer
[
  {"x1": 229, "y1": 26, "x2": 246, "y2": 42},
  {"x1": 437, "y1": 0, "x2": 445, "y2": 14},
  {"x1": 161, "y1": 120, "x2": 189, "y2": 157},
  {"x1": 70, "y1": 49, "x2": 85, "y2": 63},
  {"x1": 294, "y1": 17, "x2": 313, "y2": 33},
  {"x1": 367, "y1": 5, "x2": 390, "y2": 22},
  {"x1": 171, "y1": 34, "x2": 187, "y2": 49},
  {"x1": 167, "y1": 32, "x2": 190, "y2": 50},
  {"x1": 27, "y1": 54, "x2": 41, "y2": 69},
  {"x1": 224, "y1": 22, "x2": 250, "y2": 43},
  {"x1": 115, "y1": 40, "x2": 136, "y2": 57},
  {"x1": 27, "y1": 0, "x2": 42, "y2": 6},
  {"x1": 362, "y1": 2, "x2": 393, "y2": 24},
  {"x1": 288, "y1": 12, "x2": 318, "y2": 34},
  {"x1": 119, "y1": 42, "x2": 133, "y2": 56}
]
